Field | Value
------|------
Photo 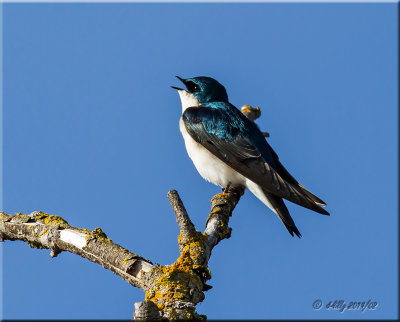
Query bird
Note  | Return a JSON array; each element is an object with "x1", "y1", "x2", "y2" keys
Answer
[{"x1": 172, "y1": 76, "x2": 329, "y2": 238}]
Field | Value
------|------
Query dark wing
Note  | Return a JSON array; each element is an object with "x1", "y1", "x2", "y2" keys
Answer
[
  {"x1": 182, "y1": 106, "x2": 329, "y2": 215},
  {"x1": 266, "y1": 141, "x2": 327, "y2": 207}
]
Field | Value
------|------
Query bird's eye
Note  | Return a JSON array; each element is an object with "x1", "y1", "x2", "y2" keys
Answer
[{"x1": 185, "y1": 81, "x2": 200, "y2": 93}]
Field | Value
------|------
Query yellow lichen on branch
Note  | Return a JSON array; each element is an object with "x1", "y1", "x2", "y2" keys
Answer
[
  {"x1": 144, "y1": 231, "x2": 209, "y2": 319},
  {"x1": 1, "y1": 211, "x2": 155, "y2": 291},
  {"x1": 141, "y1": 188, "x2": 244, "y2": 319}
]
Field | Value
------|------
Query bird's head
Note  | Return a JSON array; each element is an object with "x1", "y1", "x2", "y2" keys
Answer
[{"x1": 172, "y1": 76, "x2": 229, "y2": 111}]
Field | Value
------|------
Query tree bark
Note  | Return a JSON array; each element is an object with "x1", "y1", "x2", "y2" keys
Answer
[
  {"x1": 0, "y1": 211, "x2": 155, "y2": 290},
  {"x1": 0, "y1": 188, "x2": 244, "y2": 319}
]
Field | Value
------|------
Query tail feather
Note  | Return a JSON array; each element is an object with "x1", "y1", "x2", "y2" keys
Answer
[
  {"x1": 298, "y1": 183, "x2": 327, "y2": 207},
  {"x1": 299, "y1": 194, "x2": 330, "y2": 216},
  {"x1": 264, "y1": 190, "x2": 302, "y2": 238}
]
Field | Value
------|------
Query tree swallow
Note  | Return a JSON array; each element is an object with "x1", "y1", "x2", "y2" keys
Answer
[{"x1": 172, "y1": 76, "x2": 329, "y2": 238}]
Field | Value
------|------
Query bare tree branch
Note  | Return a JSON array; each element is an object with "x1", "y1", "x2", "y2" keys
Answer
[
  {"x1": 241, "y1": 104, "x2": 261, "y2": 121},
  {"x1": 204, "y1": 188, "x2": 245, "y2": 250},
  {"x1": 137, "y1": 188, "x2": 244, "y2": 319},
  {"x1": 0, "y1": 211, "x2": 155, "y2": 291},
  {"x1": 1, "y1": 189, "x2": 245, "y2": 319},
  {"x1": 168, "y1": 190, "x2": 197, "y2": 244}
]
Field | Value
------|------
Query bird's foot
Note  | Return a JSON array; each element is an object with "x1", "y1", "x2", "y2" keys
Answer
[{"x1": 213, "y1": 185, "x2": 231, "y2": 199}]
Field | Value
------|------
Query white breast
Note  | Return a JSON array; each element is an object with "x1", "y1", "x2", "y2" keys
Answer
[{"x1": 179, "y1": 117, "x2": 247, "y2": 188}]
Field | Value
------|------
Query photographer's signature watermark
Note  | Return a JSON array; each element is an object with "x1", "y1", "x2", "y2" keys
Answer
[{"x1": 312, "y1": 299, "x2": 378, "y2": 313}]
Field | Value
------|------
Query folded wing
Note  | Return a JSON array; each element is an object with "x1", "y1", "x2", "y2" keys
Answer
[{"x1": 182, "y1": 105, "x2": 329, "y2": 215}]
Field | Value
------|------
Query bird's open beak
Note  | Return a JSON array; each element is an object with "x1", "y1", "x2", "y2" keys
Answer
[
  {"x1": 170, "y1": 76, "x2": 186, "y2": 91},
  {"x1": 170, "y1": 86, "x2": 183, "y2": 90}
]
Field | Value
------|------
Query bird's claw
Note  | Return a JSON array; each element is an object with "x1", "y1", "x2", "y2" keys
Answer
[{"x1": 222, "y1": 184, "x2": 232, "y2": 194}]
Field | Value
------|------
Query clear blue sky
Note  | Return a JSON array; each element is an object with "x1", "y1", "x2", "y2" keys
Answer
[{"x1": 2, "y1": 2, "x2": 398, "y2": 319}]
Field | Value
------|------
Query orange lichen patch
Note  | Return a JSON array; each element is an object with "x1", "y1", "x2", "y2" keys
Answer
[
  {"x1": 34, "y1": 213, "x2": 69, "y2": 229},
  {"x1": 210, "y1": 206, "x2": 221, "y2": 214},
  {"x1": 145, "y1": 262, "x2": 201, "y2": 317},
  {"x1": 146, "y1": 231, "x2": 208, "y2": 318},
  {"x1": 92, "y1": 227, "x2": 108, "y2": 238},
  {"x1": 32, "y1": 211, "x2": 49, "y2": 220},
  {"x1": 212, "y1": 193, "x2": 229, "y2": 201},
  {"x1": 85, "y1": 227, "x2": 114, "y2": 246},
  {"x1": 0, "y1": 212, "x2": 11, "y2": 222},
  {"x1": 177, "y1": 233, "x2": 183, "y2": 245},
  {"x1": 38, "y1": 228, "x2": 48, "y2": 238},
  {"x1": 122, "y1": 254, "x2": 143, "y2": 266}
]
